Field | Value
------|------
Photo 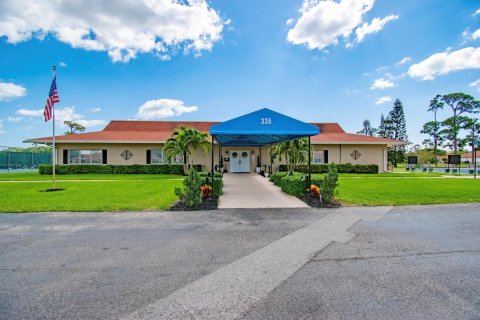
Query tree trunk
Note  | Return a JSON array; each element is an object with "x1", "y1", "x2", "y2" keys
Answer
[{"x1": 453, "y1": 110, "x2": 457, "y2": 154}]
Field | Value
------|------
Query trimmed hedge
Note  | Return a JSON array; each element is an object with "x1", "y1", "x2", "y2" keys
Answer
[
  {"x1": 198, "y1": 172, "x2": 223, "y2": 178},
  {"x1": 270, "y1": 172, "x2": 323, "y2": 198},
  {"x1": 279, "y1": 163, "x2": 378, "y2": 174},
  {"x1": 39, "y1": 164, "x2": 202, "y2": 175}
]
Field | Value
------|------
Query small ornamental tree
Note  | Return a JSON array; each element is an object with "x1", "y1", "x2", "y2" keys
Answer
[
  {"x1": 321, "y1": 163, "x2": 339, "y2": 204},
  {"x1": 175, "y1": 166, "x2": 202, "y2": 208}
]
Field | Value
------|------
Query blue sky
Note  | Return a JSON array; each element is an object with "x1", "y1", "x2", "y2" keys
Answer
[{"x1": 0, "y1": 0, "x2": 479, "y2": 147}]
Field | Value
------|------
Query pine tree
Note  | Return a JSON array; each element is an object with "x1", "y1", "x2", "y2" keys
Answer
[
  {"x1": 357, "y1": 119, "x2": 374, "y2": 136},
  {"x1": 387, "y1": 99, "x2": 408, "y2": 166},
  {"x1": 377, "y1": 114, "x2": 387, "y2": 138}
]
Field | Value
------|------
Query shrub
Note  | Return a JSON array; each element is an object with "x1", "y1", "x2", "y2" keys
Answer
[
  {"x1": 198, "y1": 172, "x2": 222, "y2": 178},
  {"x1": 175, "y1": 167, "x2": 202, "y2": 208},
  {"x1": 278, "y1": 163, "x2": 378, "y2": 174},
  {"x1": 279, "y1": 174, "x2": 307, "y2": 197},
  {"x1": 200, "y1": 185, "x2": 213, "y2": 199},
  {"x1": 39, "y1": 164, "x2": 201, "y2": 175},
  {"x1": 200, "y1": 177, "x2": 223, "y2": 197},
  {"x1": 321, "y1": 163, "x2": 339, "y2": 204},
  {"x1": 270, "y1": 172, "x2": 288, "y2": 186}
]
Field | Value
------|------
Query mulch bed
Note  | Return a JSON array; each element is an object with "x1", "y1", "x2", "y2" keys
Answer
[
  {"x1": 169, "y1": 198, "x2": 217, "y2": 211},
  {"x1": 301, "y1": 196, "x2": 341, "y2": 208}
]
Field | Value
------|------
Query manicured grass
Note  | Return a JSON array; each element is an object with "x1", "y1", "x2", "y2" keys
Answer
[
  {"x1": 0, "y1": 172, "x2": 183, "y2": 181},
  {"x1": 336, "y1": 177, "x2": 480, "y2": 206},
  {"x1": 0, "y1": 179, "x2": 183, "y2": 212}
]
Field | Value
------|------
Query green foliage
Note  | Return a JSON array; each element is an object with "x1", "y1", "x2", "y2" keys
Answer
[
  {"x1": 321, "y1": 163, "x2": 339, "y2": 204},
  {"x1": 386, "y1": 99, "x2": 408, "y2": 167},
  {"x1": 278, "y1": 164, "x2": 378, "y2": 174},
  {"x1": 270, "y1": 172, "x2": 324, "y2": 198},
  {"x1": 163, "y1": 126, "x2": 211, "y2": 175},
  {"x1": 272, "y1": 138, "x2": 309, "y2": 173},
  {"x1": 198, "y1": 172, "x2": 222, "y2": 178},
  {"x1": 199, "y1": 177, "x2": 223, "y2": 197},
  {"x1": 39, "y1": 164, "x2": 201, "y2": 175},
  {"x1": 175, "y1": 166, "x2": 202, "y2": 208},
  {"x1": 357, "y1": 119, "x2": 375, "y2": 136},
  {"x1": 64, "y1": 120, "x2": 86, "y2": 135}
]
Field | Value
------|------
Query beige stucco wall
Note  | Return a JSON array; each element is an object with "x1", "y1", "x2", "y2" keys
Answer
[{"x1": 56, "y1": 143, "x2": 388, "y2": 173}]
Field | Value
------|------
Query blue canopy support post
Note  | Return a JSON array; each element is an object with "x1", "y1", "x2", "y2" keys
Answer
[
  {"x1": 308, "y1": 136, "x2": 311, "y2": 201},
  {"x1": 269, "y1": 144, "x2": 273, "y2": 175},
  {"x1": 211, "y1": 136, "x2": 215, "y2": 201},
  {"x1": 219, "y1": 143, "x2": 222, "y2": 174}
]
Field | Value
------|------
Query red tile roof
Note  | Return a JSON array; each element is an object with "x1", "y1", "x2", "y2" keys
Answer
[{"x1": 25, "y1": 120, "x2": 405, "y2": 145}]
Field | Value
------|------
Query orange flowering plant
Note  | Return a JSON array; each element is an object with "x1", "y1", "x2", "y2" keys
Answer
[
  {"x1": 200, "y1": 184, "x2": 213, "y2": 199},
  {"x1": 307, "y1": 184, "x2": 321, "y2": 198}
]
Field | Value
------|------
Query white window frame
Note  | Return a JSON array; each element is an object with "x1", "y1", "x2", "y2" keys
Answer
[
  {"x1": 68, "y1": 149, "x2": 103, "y2": 164},
  {"x1": 313, "y1": 149, "x2": 325, "y2": 164}
]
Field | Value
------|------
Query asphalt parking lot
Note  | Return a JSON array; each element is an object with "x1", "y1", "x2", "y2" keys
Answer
[{"x1": 1, "y1": 204, "x2": 479, "y2": 320}]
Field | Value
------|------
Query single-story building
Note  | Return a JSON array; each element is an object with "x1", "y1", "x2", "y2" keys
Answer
[
  {"x1": 461, "y1": 151, "x2": 480, "y2": 163},
  {"x1": 25, "y1": 108, "x2": 405, "y2": 172}
]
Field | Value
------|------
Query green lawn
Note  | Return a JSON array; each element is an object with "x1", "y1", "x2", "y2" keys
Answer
[
  {"x1": 336, "y1": 176, "x2": 480, "y2": 206},
  {"x1": 0, "y1": 176, "x2": 183, "y2": 212},
  {"x1": 0, "y1": 172, "x2": 183, "y2": 181}
]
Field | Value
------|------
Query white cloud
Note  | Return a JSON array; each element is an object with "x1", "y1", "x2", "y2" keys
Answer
[
  {"x1": 7, "y1": 116, "x2": 23, "y2": 122},
  {"x1": 135, "y1": 99, "x2": 198, "y2": 120},
  {"x1": 16, "y1": 126, "x2": 33, "y2": 131},
  {"x1": 370, "y1": 78, "x2": 395, "y2": 90},
  {"x1": 0, "y1": 0, "x2": 227, "y2": 63},
  {"x1": 286, "y1": 18, "x2": 294, "y2": 26},
  {"x1": 472, "y1": 29, "x2": 480, "y2": 40},
  {"x1": 89, "y1": 107, "x2": 101, "y2": 113},
  {"x1": 473, "y1": 9, "x2": 480, "y2": 17},
  {"x1": 355, "y1": 14, "x2": 398, "y2": 43},
  {"x1": 408, "y1": 47, "x2": 480, "y2": 80},
  {"x1": 59, "y1": 61, "x2": 67, "y2": 67},
  {"x1": 396, "y1": 56, "x2": 411, "y2": 66},
  {"x1": 17, "y1": 108, "x2": 43, "y2": 116},
  {"x1": 469, "y1": 78, "x2": 480, "y2": 91},
  {"x1": 287, "y1": 0, "x2": 397, "y2": 50},
  {"x1": 16, "y1": 106, "x2": 105, "y2": 128},
  {"x1": 375, "y1": 96, "x2": 392, "y2": 104},
  {"x1": 0, "y1": 82, "x2": 26, "y2": 101}
]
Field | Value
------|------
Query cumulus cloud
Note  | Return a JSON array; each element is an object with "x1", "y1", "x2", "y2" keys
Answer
[
  {"x1": 17, "y1": 109, "x2": 43, "y2": 117},
  {"x1": 286, "y1": 0, "x2": 398, "y2": 50},
  {"x1": 0, "y1": 82, "x2": 26, "y2": 101},
  {"x1": 0, "y1": 0, "x2": 227, "y2": 63},
  {"x1": 89, "y1": 107, "x2": 101, "y2": 113},
  {"x1": 408, "y1": 47, "x2": 480, "y2": 80},
  {"x1": 16, "y1": 106, "x2": 106, "y2": 128},
  {"x1": 375, "y1": 96, "x2": 392, "y2": 104},
  {"x1": 7, "y1": 116, "x2": 23, "y2": 122},
  {"x1": 135, "y1": 99, "x2": 198, "y2": 120},
  {"x1": 370, "y1": 78, "x2": 395, "y2": 90},
  {"x1": 355, "y1": 14, "x2": 398, "y2": 43},
  {"x1": 59, "y1": 61, "x2": 67, "y2": 67},
  {"x1": 396, "y1": 56, "x2": 411, "y2": 66},
  {"x1": 473, "y1": 9, "x2": 480, "y2": 17},
  {"x1": 469, "y1": 78, "x2": 480, "y2": 91}
]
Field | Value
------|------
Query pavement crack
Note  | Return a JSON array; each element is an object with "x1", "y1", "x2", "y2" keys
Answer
[{"x1": 313, "y1": 249, "x2": 480, "y2": 262}]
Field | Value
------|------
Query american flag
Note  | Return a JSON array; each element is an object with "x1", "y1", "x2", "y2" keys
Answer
[{"x1": 43, "y1": 76, "x2": 60, "y2": 122}]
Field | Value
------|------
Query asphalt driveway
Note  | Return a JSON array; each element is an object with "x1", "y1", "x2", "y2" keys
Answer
[{"x1": 1, "y1": 204, "x2": 479, "y2": 320}]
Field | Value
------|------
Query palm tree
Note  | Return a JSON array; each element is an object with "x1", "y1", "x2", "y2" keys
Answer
[
  {"x1": 273, "y1": 138, "x2": 309, "y2": 173},
  {"x1": 163, "y1": 126, "x2": 211, "y2": 175}
]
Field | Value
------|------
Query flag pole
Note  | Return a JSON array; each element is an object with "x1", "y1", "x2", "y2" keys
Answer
[{"x1": 52, "y1": 65, "x2": 56, "y2": 190}]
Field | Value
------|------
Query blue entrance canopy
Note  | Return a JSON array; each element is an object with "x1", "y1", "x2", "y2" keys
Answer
[{"x1": 209, "y1": 108, "x2": 320, "y2": 146}]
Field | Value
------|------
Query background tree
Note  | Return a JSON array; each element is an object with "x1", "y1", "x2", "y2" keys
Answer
[
  {"x1": 357, "y1": 119, "x2": 375, "y2": 136},
  {"x1": 438, "y1": 116, "x2": 470, "y2": 151},
  {"x1": 440, "y1": 93, "x2": 480, "y2": 153},
  {"x1": 64, "y1": 121, "x2": 86, "y2": 135},
  {"x1": 427, "y1": 95, "x2": 444, "y2": 166},
  {"x1": 462, "y1": 118, "x2": 480, "y2": 163},
  {"x1": 387, "y1": 99, "x2": 408, "y2": 166},
  {"x1": 421, "y1": 121, "x2": 444, "y2": 164},
  {"x1": 163, "y1": 126, "x2": 210, "y2": 175},
  {"x1": 377, "y1": 114, "x2": 387, "y2": 138}
]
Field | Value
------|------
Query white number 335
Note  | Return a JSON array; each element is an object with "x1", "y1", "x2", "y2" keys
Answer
[{"x1": 261, "y1": 117, "x2": 272, "y2": 125}]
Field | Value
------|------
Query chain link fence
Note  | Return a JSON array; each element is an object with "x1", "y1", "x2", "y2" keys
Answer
[{"x1": 0, "y1": 146, "x2": 52, "y2": 173}]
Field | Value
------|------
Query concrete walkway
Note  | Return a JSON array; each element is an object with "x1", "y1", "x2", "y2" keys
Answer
[{"x1": 218, "y1": 173, "x2": 309, "y2": 209}]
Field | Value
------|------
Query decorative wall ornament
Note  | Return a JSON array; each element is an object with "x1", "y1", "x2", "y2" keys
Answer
[
  {"x1": 121, "y1": 149, "x2": 133, "y2": 160},
  {"x1": 231, "y1": 152, "x2": 238, "y2": 158},
  {"x1": 242, "y1": 152, "x2": 248, "y2": 158},
  {"x1": 350, "y1": 150, "x2": 361, "y2": 160}
]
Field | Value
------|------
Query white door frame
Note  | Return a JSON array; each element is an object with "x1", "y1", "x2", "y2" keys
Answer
[{"x1": 230, "y1": 150, "x2": 250, "y2": 173}]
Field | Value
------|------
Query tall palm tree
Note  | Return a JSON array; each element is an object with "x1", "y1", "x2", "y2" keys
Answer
[{"x1": 163, "y1": 126, "x2": 211, "y2": 175}]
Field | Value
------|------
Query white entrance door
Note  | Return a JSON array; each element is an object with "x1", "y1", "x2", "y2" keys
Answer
[{"x1": 230, "y1": 151, "x2": 250, "y2": 173}]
